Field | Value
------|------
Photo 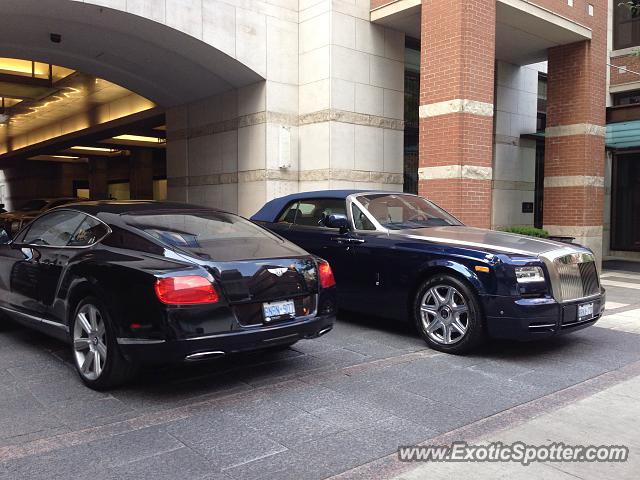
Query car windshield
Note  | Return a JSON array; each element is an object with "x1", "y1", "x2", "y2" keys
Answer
[
  {"x1": 356, "y1": 194, "x2": 462, "y2": 230},
  {"x1": 17, "y1": 199, "x2": 49, "y2": 211},
  {"x1": 125, "y1": 210, "x2": 282, "y2": 257}
]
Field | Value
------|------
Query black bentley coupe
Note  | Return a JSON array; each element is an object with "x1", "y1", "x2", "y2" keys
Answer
[{"x1": 0, "y1": 201, "x2": 336, "y2": 389}]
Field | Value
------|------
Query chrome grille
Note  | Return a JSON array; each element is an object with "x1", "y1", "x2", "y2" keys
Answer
[{"x1": 554, "y1": 253, "x2": 600, "y2": 302}]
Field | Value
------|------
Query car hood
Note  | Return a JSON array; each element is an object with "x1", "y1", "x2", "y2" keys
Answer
[{"x1": 393, "y1": 226, "x2": 574, "y2": 256}]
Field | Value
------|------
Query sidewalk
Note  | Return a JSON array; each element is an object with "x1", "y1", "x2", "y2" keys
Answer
[{"x1": 394, "y1": 374, "x2": 640, "y2": 480}]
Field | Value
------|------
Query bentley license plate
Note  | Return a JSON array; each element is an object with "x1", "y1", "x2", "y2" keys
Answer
[
  {"x1": 263, "y1": 300, "x2": 295, "y2": 322},
  {"x1": 578, "y1": 302, "x2": 594, "y2": 321}
]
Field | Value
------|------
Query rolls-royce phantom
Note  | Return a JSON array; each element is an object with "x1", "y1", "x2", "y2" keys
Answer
[{"x1": 252, "y1": 191, "x2": 605, "y2": 354}]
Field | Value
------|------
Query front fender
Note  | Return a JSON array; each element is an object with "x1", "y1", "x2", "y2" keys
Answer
[{"x1": 415, "y1": 257, "x2": 494, "y2": 296}]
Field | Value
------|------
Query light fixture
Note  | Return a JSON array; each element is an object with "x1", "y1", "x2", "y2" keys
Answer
[
  {"x1": 29, "y1": 154, "x2": 87, "y2": 163},
  {"x1": 113, "y1": 134, "x2": 165, "y2": 143},
  {"x1": 70, "y1": 146, "x2": 117, "y2": 153},
  {"x1": 0, "y1": 58, "x2": 50, "y2": 78}
]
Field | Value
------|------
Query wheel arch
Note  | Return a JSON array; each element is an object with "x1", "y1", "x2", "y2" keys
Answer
[
  {"x1": 64, "y1": 273, "x2": 122, "y2": 332},
  {"x1": 407, "y1": 260, "x2": 486, "y2": 320}
]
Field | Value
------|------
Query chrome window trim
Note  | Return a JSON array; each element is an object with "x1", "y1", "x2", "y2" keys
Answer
[
  {"x1": 12, "y1": 208, "x2": 112, "y2": 250},
  {"x1": 345, "y1": 191, "x2": 464, "y2": 234},
  {"x1": 346, "y1": 193, "x2": 389, "y2": 234}
]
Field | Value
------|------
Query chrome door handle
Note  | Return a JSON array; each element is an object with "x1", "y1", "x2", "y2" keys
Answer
[{"x1": 332, "y1": 237, "x2": 365, "y2": 244}]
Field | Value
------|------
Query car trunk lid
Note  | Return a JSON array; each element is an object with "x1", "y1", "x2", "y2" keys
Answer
[{"x1": 204, "y1": 257, "x2": 319, "y2": 304}]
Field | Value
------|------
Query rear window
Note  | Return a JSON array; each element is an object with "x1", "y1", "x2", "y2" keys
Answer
[{"x1": 125, "y1": 210, "x2": 280, "y2": 251}]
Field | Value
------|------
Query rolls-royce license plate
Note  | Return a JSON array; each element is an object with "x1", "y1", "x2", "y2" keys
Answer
[
  {"x1": 263, "y1": 300, "x2": 295, "y2": 323},
  {"x1": 578, "y1": 302, "x2": 594, "y2": 321}
]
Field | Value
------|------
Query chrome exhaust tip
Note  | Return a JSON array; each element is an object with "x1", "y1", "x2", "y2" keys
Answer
[
  {"x1": 185, "y1": 351, "x2": 225, "y2": 361},
  {"x1": 307, "y1": 326, "x2": 333, "y2": 339}
]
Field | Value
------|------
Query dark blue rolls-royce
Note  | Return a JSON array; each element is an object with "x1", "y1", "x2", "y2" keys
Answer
[{"x1": 252, "y1": 190, "x2": 606, "y2": 353}]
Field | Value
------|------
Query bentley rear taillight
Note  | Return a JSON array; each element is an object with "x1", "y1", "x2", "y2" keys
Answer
[
  {"x1": 155, "y1": 276, "x2": 219, "y2": 305},
  {"x1": 318, "y1": 261, "x2": 336, "y2": 289}
]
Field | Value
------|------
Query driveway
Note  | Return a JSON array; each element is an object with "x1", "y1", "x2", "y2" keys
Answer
[{"x1": 1, "y1": 263, "x2": 640, "y2": 479}]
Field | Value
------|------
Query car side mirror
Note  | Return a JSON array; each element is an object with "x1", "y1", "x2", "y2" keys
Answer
[{"x1": 325, "y1": 214, "x2": 350, "y2": 233}]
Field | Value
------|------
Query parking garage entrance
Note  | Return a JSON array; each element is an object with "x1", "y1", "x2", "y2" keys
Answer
[{"x1": 0, "y1": 0, "x2": 262, "y2": 212}]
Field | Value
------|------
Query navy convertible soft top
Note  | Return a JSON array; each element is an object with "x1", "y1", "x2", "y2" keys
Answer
[{"x1": 251, "y1": 190, "x2": 369, "y2": 222}]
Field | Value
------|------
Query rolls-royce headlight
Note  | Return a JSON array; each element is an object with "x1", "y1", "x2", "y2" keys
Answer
[{"x1": 515, "y1": 266, "x2": 545, "y2": 283}]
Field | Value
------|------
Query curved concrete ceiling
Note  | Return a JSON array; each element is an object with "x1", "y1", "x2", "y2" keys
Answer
[{"x1": 0, "y1": 0, "x2": 264, "y2": 107}]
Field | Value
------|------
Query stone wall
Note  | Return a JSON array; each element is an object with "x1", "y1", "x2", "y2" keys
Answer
[
  {"x1": 165, "y1": 0, "x2": 405, "y2": 217},
  {"x1": 492, "y1": 61, "x2": 544, "y2": 229}
]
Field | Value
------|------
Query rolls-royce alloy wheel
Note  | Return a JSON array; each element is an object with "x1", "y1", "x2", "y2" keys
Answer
[
  {"x1": 71, "y1": 297, "x2": 135, "y2": 389},
  {"x1": 414, "y1": 274, "x2": 484, "y2": 354}
]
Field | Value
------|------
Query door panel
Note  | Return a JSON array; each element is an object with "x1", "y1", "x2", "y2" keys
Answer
[
  {"x1": 3, "y1": 210, "x2": 87, "y2": 323},
  {"x1": 0, "y1": 245, "x2": 36, "y2": 312}
]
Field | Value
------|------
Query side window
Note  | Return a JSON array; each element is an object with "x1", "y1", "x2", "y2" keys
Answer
[
  {"x1": 67, "y1": 216, "x2": 109, "y2": 247},
  {"x1": 20, "y1": 211, "x2": 86, "y2": 247},
  {"x1": 277, "y1": 201, "x2": 300, "y2": 224},
  {"x1": 100, "y1": 226, "x2": 165, "y2": 255},
  {"x1": 352, "y1": 204, "x2": 376, "y2": 231},
  {"x1": 292, "y1": 199, "x2": 346, "y2": 228}
]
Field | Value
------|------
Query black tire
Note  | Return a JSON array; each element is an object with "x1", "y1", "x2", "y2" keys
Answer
[
  {"x1": 70, "y1": 296, "x2": 137, "y2": 390},
  {"x1": 413, "y1": 274, "x2": 485, "y2": 354}
]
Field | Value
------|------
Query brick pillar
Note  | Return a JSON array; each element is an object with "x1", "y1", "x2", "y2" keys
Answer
[
  {"x1": 544, "y1": 9, "x2": 607, "y2": 260},
  {"x1": 418, "y1": 0, "x2": 496, "y2": 228}
]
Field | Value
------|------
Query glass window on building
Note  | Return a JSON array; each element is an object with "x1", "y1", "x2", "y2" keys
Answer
[
  {"x1": 536, "y1": 74, "x2": 547, "y2": 133},
  {"x1": 404, "y1": 39, "x2": 420, "y2": 195},
  {"x1": 614, "y1": 1, "x2": 640, "y2": 50},
  {"x1": 611, "y1": 154, "x2": 640, "y2": 251},
  {"x1": 613, "y1": 90, "x2": 640, "y2": 106},
  {"x1": 533, "y1": 73, "x2": 547, "y2": 229}
]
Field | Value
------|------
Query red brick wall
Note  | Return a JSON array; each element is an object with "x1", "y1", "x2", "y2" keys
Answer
[
  {"x1": 419, "y1": 1, "x2": 495, "y2": 105},
  {"x1": 545, "y1": 135, "x2": 606, "y2": 178},
  {"x1": 543, "y1": 186, "x2": 604, "y2": 226},
  {"x1": 371, "y1": 0, "x2": 597, "y2": 25},
  {"x1": 610, "y1": 54, "x2": 640, "y2": 86},
  {"x1": 420, "y1": 115, "x2": 494, "y2": 168},
  {"x1": 528, "y1": 0, "x2": 596, "y2": 26},
  {"x1": 418, "y1": 0, "x2": 495, "y2": 228},
  {"x1": 543, "y1": 0, "x2": 607, "y2": 232},
  {"x1": 420, "y1": 178, "x2": 492, "y2": 224}
]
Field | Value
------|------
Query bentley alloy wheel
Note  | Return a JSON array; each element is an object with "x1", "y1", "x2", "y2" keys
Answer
[
  {"x1": 71, "y1": 296, "x2": 136, "y2": 389},
  {"x1": 73, "y1": 303, "x2": 107, "y2": 381}
]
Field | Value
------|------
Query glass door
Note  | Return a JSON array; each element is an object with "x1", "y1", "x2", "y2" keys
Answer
[{"x1": 611, "y1": 154, "x2": 640, "y2": 251}]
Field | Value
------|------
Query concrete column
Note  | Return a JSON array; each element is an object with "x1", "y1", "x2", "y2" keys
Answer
[
  {"x1": 130, "y1": 149, "x2": 154, "y2": 200},
  {"x1": 543, "y1": 5, "x2": 607, "y2": 259},
  {"x1": 88, "y1": 157, "x2": 108, "y2": 200},
  {"x1": 418, "y1": 0, "x2": 496, "y2": 228}
]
